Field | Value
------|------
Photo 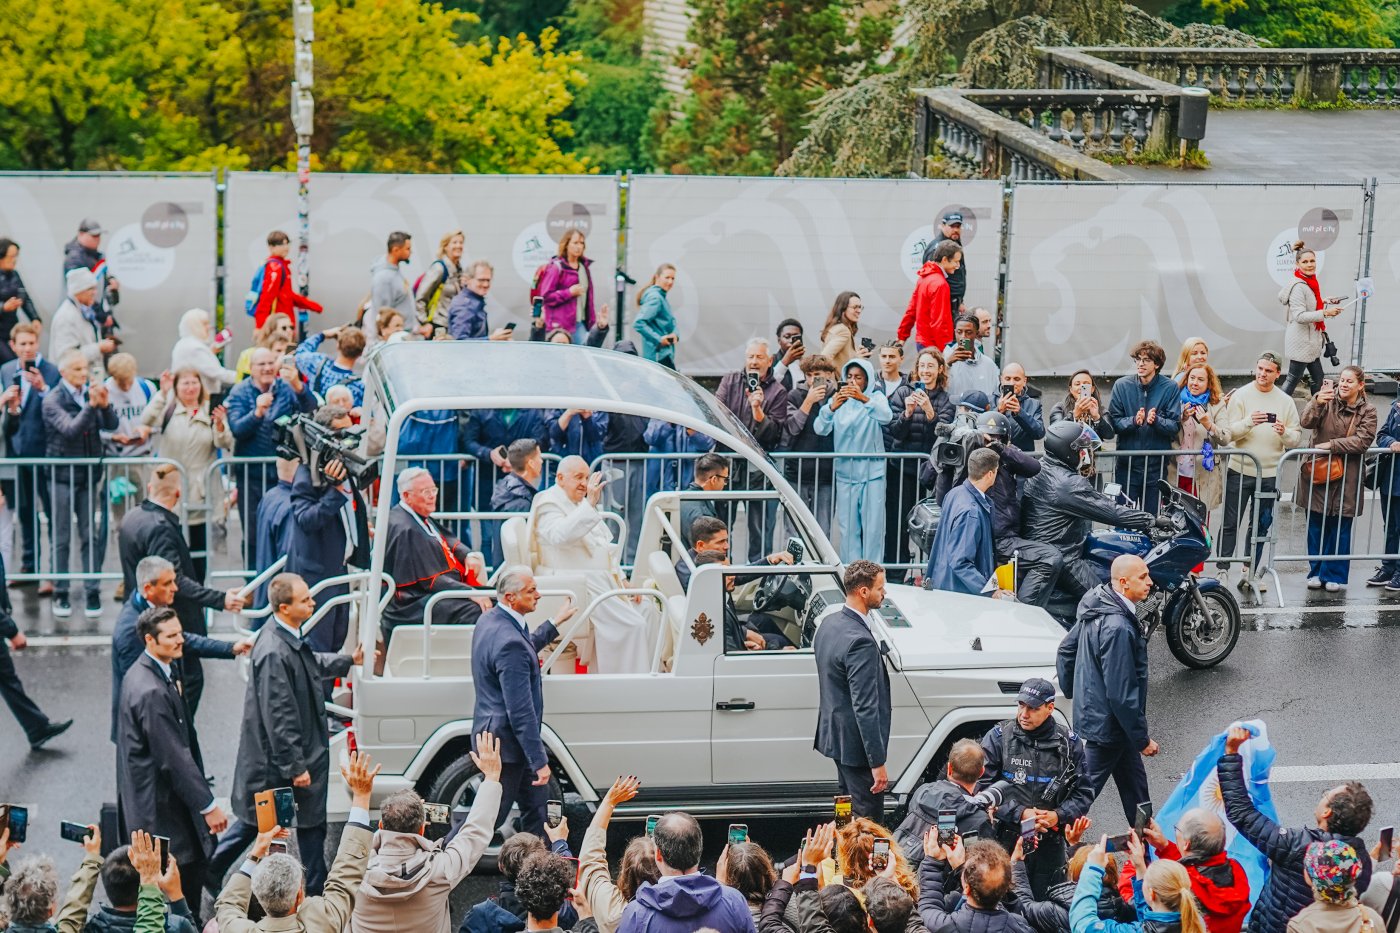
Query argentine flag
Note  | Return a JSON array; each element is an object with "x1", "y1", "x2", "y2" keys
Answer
[{"x1": 1155, "y1": 719, "x2": 1278, "y2": 913}]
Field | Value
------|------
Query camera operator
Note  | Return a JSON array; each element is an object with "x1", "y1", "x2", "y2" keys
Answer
[
  {"x1": 970, "y1": 413, "x2": 1063, "y2": 609},
  {"x1": 1019, "y1": 422, "x2": 1156, "y2": 601},
  {"x1": 929, "y1": 391, "x2": 988, "y2": 504},
  {"x1": 894, "y1": 738, "x2": 995, "y2": 871},
  {"x1": 979, "y1": 678, "x2": 1092, "y2": 899},
  {"x1": 286, "y1": 405, "x2": 370, "y2": 679}
]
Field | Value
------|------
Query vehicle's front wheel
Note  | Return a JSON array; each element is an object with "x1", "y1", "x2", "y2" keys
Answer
[
  {"x1": 420, "y1": 751, "x2": 577, "y2": 872},
  {"x1": 1166, "y1": 585, "x2": 1240, "y2": 669}
]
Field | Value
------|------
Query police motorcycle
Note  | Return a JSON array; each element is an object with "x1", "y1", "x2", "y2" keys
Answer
[{"x1": 1044, "y1": 475, "x2": 1241, "y2": 669}]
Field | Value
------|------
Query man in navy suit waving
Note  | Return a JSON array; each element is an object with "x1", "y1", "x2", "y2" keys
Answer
[
  {"x1": 471, "y1": 566, "x2": 577, "y2": 837},
  {"x1": 814, "y1": 559, "x2": 893, "y2": 819}
]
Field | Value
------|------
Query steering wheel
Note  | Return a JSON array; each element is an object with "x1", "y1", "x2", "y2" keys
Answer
[{"x1": 753, "y1": 568, "x2": 812, "y2": 615}]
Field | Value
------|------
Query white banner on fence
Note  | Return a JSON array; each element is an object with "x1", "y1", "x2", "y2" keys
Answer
[
  {"x1": 0, "y1": 173, "x2": 218, "y2": 374},
  {"x1": 223, "y1": 172, "x2": 618, "y2": 347},
  {"x1": 624, "y1": 175, "x2": 1004, "y2": 376},
  {"x1": 1004, "y1": 182, "x2": 1369, "y2": 377},
  {"x1": 1360, "y1": 183, "x2": 1400, "y2": 371}
]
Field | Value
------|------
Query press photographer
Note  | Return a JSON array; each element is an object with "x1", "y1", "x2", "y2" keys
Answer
[{"x1": 283, "y1": 405, "x2": 372, "y2": 665}]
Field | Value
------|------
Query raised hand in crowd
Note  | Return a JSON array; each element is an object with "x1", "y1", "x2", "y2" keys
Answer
[
  {"x1": 1063, "y1": 816, "x2": 1092, "y2": 848},
  {"x1": 160, "y1": 370, "x2": 175, "y2": 394},
  {"x1": 129, "y1": 830, "x2": 162, "y2": 886},
  {"x1": 88, "y1": 382, "x2": 110, "y2": 408},
  {"x1": 341, "y1": 749, "x2": 380, "y2": 809},
  {"x1": 470, "y1": 731, "x2": 504, "y2": 782}
]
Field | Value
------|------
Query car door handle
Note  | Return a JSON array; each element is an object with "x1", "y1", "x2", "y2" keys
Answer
[{"x1": 715, "y1": 700, "x2": 756, "y2": 711}]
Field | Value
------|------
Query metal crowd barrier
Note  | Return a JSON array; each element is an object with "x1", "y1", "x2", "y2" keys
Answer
[{"x1": 1269, "y1": 446, "x2": 1396, "y2": 590}]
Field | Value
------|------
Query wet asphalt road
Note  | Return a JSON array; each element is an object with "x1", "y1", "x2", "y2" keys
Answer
[{"x1": 5, "y1": 558, "x2": 1400, "y2": 924}]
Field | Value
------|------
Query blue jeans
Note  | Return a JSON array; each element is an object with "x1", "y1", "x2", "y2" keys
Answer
[{"x1": 1307, "y1": 510, "x2": 1354, "y2": 584}]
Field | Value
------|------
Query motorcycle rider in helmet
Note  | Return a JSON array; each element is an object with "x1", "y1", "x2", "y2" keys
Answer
[
  {"x1": 972, "y1": 411, "x2": 1064, "y2": 609},
  {"x1": 1019, "y1": 420, "x2": 1155, "y2": 602}
]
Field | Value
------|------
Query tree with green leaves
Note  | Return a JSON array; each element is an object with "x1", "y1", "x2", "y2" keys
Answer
[
  {"x1": 656, "y1": 0, "x2": 895, "y2": 175},
  {"x1": 1163, "y1": 0, "x2": 1396, "y2": 48}
]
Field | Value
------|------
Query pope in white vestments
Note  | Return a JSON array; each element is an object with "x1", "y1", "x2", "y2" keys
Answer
[{"x1": 528, "y1": 456, "x2": 654, "y2": 673}]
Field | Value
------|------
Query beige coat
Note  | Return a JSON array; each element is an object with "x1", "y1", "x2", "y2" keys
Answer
[
  {"x1": 819, "y1": 323, "x2": 858, "y2": 368},
  {"x1": 1286, "y1": 900, "x2": 1383, "y2": 933},
  {"x1": 1300, "y1": 396, "x2": 1378, "y2": 517},
  {"x1": 140, "y1": 390, "x2": 233, "y2": 524},
  {"x1": 348, "y1": 781, "x2": 501, "y2": 933},
  {"x1": 579, "y1": 809, "x2": 631, "y2": 933},
  {"x1": 216, "y1": 823, "x2": 372, "y2": 933},
  {"x1": 1174, "y1": 398, "x2": 1233, "y2": 510}
]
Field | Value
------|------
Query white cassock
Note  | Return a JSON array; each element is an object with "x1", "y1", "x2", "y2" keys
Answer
[{"x1": 529, "y1": 484, "x2": 654, "y2": 674}]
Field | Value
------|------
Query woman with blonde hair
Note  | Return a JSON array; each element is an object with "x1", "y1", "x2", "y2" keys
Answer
[
  {"x1": 1170, "y1": 338, "x2": 1210, "y2": 386},
  {"x1": 141, "y1": 367, "x2": 233, "y2": 579},
  {"x1": 1176, "y1": 363, "x2": 1231, "y2": 506},
  {"x1": 235, "y1": 311, "x2": 294, "y2": 379},
  {"x1": 1071, "y1": 835, "x2": 1208, "y2": 933},
  {"x1": 835, "y1": 817, "x2": 918, "y2": 899},
  {"x1": 414, "y1": 229, "x2": 465, "y2": 337}
]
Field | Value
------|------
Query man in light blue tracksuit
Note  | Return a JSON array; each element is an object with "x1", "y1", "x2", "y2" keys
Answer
[{"x1": 814, "y1": 357, "x2": 893, "y2": 563}]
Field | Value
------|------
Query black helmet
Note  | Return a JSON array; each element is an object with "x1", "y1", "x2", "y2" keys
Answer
[
  {"x1": 906, "y1": 497, "x2": 941, "y2": 556},
  {"x1": 976, "y1": 411, "x2": 1011, "y2": 438},
  {"x1": 1043, "y1": 421, "x2": 1102, "y2": 469}
]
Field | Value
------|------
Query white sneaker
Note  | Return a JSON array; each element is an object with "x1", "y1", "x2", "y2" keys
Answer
[
  {"x1": 1325, "y1": 581, "x2": 1343, "y2": 592},
  {"x1": 1251, "y1": 570, "x2": 1270, "y2": 592},
  {"x1": 1307, "y1": 576, "x2": 1323, "y2": 589},
  {"x1": 1216, "y1": 567, "x2": 1232, "y2": 585}
]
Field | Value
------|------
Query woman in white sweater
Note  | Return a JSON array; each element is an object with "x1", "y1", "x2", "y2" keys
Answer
[
  {"x1": 169, "y1": 307, "x2": 237, "y2": 398},
  {"x1": 1279, "y1": 241, "x2": 1345, "y2": 396}
]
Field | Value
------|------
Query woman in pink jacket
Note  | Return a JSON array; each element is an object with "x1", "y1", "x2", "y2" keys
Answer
[{"x1": 536, "y1": 228, "x2": 606, "y2": 343}]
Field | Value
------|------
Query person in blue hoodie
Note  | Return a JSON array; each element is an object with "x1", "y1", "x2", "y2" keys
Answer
[
  {"x1": 813, "y1": 357, "x2": 893, "y2": 563},
  {"x1": 618, "y1": 812, "x2": 757, "y2": 933}
]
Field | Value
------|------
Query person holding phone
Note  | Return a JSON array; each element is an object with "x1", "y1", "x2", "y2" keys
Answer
[
  {"x1": 1174, "y1": 364, "x2": 1230, "y2": 505},
  {"x1": 773, "y1": 319, "x2": 806, "y2": 391},
  {"x1": 0, "y1": 238, "x2": 41, "y2": 367},
  {"x1": 820, "y1": 291, "x2": 870, "y2": 368},
  {"x1": 1300, "y1": 365, "x2": 1377, "y2": 591},
  {"x1": 617, "y1": 812, "x2": 756, "y2": 933},
  {"x1": 0, "y1": 321, "x2": 59, "y2": 589},
  {"x1": 1115, "y1": 809, "x2": 1251, "y2": 933},
  {"x1": 446, "y1": 260, "x2": 513, "y2": 341},
  {"x1": 116, "y1": 606, "x2": 229, "y2": 919},
  {"x1": 169, "y1": 308, "x2": 238, "y2": 399},
  {"x1": 944, "y1": 316, "x2": 1000, "y2": 405},
  {"x1": 1049, "y1": 370, "x2": 1116, "y2": 440},
  {"x1": 1071, "y1": 835, "x2": 1208, "y2": 933},
  {"x1": 997, "y1": 363, "x2": 1045, "y2": 453}
]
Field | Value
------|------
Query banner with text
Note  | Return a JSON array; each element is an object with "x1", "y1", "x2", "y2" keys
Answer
[
  {"x1": 624, "y1": 175, "x2": 1004, "y2": 376},
  {"x1": 223, "y1": 172, "x2": 618, "y2": 347},
  {"x1": 0, "y1": 173, "x2": 218, "y2": 374},
  {"x1": 1003, "y1": 182, "x2": 1369, "y2": 376}
]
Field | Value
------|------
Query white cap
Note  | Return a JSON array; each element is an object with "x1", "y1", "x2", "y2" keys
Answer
[{"x1": 66, "y1": 267, "x2": 98, "y2": 298}]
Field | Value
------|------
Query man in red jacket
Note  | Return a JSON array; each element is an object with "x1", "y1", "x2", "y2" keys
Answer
[
  {"x1": 898, "y1": 240, "x2": 963, "y2": 351},
  {"x1": 250, "y1": 230, "x2": 323, "y2": 329},
  {"x1": 1119, "y1": 809, "x2": 1251, "y2": 933}
]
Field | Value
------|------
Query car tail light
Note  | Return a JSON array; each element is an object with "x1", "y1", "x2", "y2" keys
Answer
[{"x1": 346, "y1": 727, "x2": 358, "y2": 755}]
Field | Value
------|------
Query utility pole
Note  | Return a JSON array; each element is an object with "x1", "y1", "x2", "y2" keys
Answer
[{"x1": 291, "y1": 0, "x2": 314, "y2": 339}]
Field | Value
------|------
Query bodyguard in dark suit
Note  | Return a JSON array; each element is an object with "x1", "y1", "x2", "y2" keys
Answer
[
  {"x1": 471, "y1": 567, "x2": 574, "y2": 837},
  {"x1": 813, "y1": 559, "x2": 892, "y2": 819},
  {"x1": 212, "y1": 573, "x2": 360, "y2": 898},
  {"x1": 118, "y1": 468, "x2": 246, "y2": 717},
  {"x1": 286, "y1": 407, "x2": 369, "y2": 663},
  {"x1": 116, "y1": 606, "x2": 229, "y2": 923},
  {"x1": 0, "y1": 550, "x2": 71, "y2": 749},
  {"x1": 0, "y1": 322, "x2": 59, "y2": 579},
  {"x1": 110, "y1": 555, "x2": 251, "y2": 742}
]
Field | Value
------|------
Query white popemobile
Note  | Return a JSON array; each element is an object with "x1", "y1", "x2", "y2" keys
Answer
[{"x1": 289, "y1": 340, "x2": 1066, "y2": 851}]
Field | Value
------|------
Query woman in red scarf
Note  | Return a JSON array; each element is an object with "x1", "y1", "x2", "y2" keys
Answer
[{"x1": 1280, "y1": 240, "x2": 1345, "y2": 395}]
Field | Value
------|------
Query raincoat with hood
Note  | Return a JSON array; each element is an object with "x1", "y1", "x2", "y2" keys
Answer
[
  {"x1": 898, "y1": 261, "x2": 955, "y2": 350},
  {"x1": 1118, "y1": 842, "x2": 1250, "y2": 933},
  {"x1": 617, "y1": 873, "x2": 757, "y2": 933},
  {"x1": 349, "y1": 782, "x2": 501, "y2": 933},
  {"x1": 813, "y1": 357, "x2": 893, "y2": 563}
]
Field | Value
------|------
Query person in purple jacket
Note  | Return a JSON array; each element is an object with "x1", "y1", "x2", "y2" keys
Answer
[
  {"x1": 535, "y1": 228, "x2": 607, "y2": 344},
  {"x1": 617, "y1": 812, "x2": 757, "y2": 933}
]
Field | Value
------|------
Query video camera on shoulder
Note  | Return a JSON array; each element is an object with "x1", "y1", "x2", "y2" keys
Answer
[
  {"x1": 275, "y1": 413, "x2": 379, "y2": 490},
  {"x1": 932, "y1": 410, "x2": 979, "y2": 470}
]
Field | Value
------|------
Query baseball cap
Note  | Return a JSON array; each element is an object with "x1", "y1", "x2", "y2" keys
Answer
[
  {"x1": 942, "y1": 212, "x2": 964, "y2": 225},
  {"x1": 78, "y1": 218, "x2": 105, "y2": 235},
  {"x1": 958, "y1": 390, "x2": 991, "y2": 413},
  {"x1": 1017, "y1": 677, "x2": 1056, "y2": 708}
]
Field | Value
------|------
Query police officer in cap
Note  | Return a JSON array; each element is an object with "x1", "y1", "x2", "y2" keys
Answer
[{"x1": 979, "y1": 676, "x2": 1093, "y2": 898}]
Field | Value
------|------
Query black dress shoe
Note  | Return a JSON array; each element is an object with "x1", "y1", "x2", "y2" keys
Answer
[{"x1": 30, "y1": 719, "x2": 73, "y2": 750}]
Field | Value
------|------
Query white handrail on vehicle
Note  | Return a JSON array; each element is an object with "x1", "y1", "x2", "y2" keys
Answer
[
  {"x1": 417, "y1": 588, "x2": 579, "y2": 674},
  {"x1": 542, "y1": 587, "x2": 668, "y2": 674},
  {"x1": 238, "y1": 570, "x2": 396, "y2": 635},
  {"x1": 235, "y1": 556, "x2": 288, "y2": 601}
]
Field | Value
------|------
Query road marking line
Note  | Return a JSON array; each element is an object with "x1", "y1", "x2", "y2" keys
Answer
[
  {"x1": 1240, "y1": 605, "x2": 1390, "y2": 617},
  {"x1": 1271, "y1": 763, "x2": 1400, "y2": 782}
]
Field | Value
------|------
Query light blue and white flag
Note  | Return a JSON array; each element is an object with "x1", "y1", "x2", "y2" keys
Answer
[{"x1": 1155, "y1": 719, "x2": 1277, "y2": 912}]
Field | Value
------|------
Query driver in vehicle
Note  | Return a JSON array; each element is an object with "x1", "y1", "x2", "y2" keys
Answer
[
  {"x1": 530, "y1": 456, "x2": 655, "y2": 673},
  {"x1": 1019, "y1": 421, "x2": 1156, "y2": 601},
  {"x1": 677, "y1": 515, "x2": 793, "y2": 591},
  {"x1": 693, "y1": 551, "x2": 795, "y2": 651}
]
